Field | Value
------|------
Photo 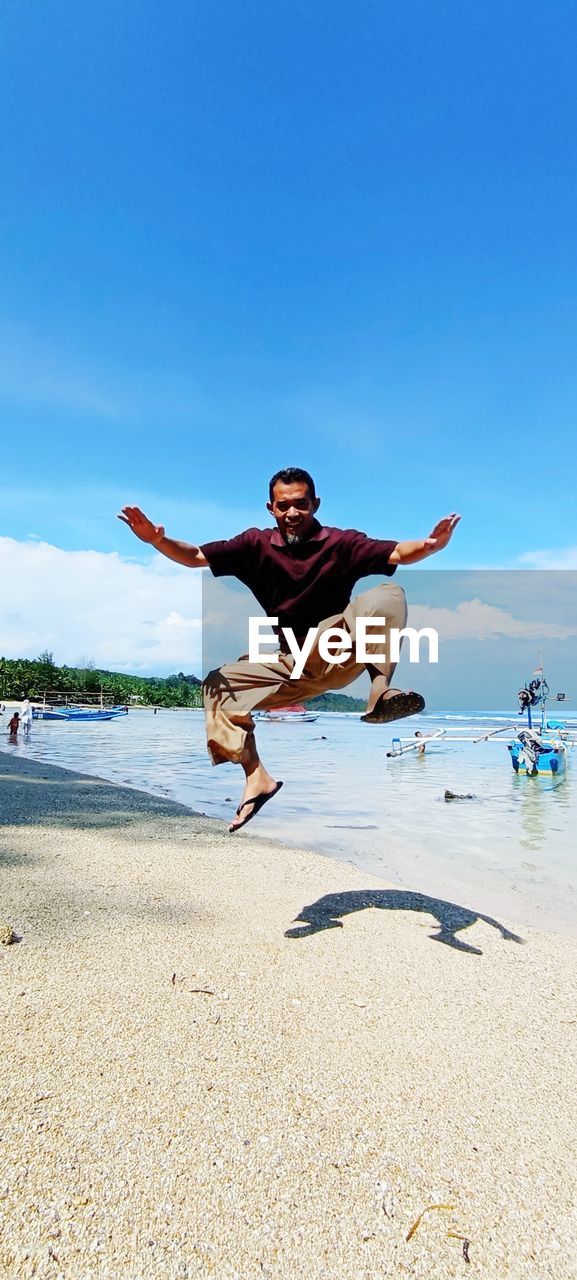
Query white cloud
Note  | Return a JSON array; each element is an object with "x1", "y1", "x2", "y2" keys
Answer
[
  {"x1": 202, "y1": 585, "x2": 577, "y2": 667},
  {"x1": 517, "y1": 547, "x2": 577, "y2": 570},
  {"x1": 0, "y1": 537, "x2": 202, "y2": 674},
  {"x1": 3, "y1": 539, "x2": 574, "y2": 682},
  {"x1": 409, "y1": 598, "x2": 577, "y2": 641}
]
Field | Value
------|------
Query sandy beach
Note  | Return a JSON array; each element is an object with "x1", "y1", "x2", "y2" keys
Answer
[{"x1": 1, "y1": 752, "x2": 576, "y2": 1279}]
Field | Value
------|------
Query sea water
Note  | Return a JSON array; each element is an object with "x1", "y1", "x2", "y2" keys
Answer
[{"x1": 3, "y1": 708, "x2": 576, "y2": 938}]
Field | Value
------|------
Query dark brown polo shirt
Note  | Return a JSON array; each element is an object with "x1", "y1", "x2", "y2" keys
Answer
[{"x1": 200, "y1": 521, "x2": 398, "y2": 641}]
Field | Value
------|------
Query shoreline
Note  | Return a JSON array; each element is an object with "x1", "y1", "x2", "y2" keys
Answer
[
  {"x1": 4, "y1": 717, "x2": 576, "y2": 942},
  {"x1": 1, "y1": 752, "x2": 576, "y2": 1277}
]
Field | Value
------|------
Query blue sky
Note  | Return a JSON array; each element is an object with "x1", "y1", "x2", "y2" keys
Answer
[{"x1": 1, "y1": 1, "x2": 577, "y2": 674}]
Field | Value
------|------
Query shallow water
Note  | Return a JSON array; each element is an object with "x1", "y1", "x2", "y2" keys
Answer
[{"x1": 3, "y1": 708, "x2": 576, "y2": 937}]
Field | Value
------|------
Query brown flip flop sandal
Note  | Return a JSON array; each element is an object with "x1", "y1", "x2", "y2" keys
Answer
[{"x1": 360, "y1": 690, "x2": 425, "y2": 724}]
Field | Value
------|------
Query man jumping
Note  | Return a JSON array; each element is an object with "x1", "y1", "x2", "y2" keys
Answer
[{"x1": 119, "y1": 468, "x2": 460, "y2": 832}]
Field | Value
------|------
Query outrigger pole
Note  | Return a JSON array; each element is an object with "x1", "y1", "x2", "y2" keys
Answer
[
  {"x1": 473, "y1": 725, "x2": 517, "y2": 743},
  {"x1": 386, "y1": 729, "x2": 446, "y2": 757},
  {"x1": 387, "y1": 724, "x2": 521, "y2": 755}
]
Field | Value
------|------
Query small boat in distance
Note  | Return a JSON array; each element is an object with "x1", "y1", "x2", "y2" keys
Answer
[{"x1": 257, "y1": 704, "x2": 318, "y2": 723}]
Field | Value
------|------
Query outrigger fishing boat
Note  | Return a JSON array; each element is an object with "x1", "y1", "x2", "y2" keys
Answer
[
  {"x1": 508, "y1": 670, "x2": 568, "y2": 777},
  {"x1": 386, "y1": 661, "x2": 575, "y2": 778}
]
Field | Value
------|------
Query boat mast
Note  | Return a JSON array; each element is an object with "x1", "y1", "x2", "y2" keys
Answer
[{"x1": 536, "y1": 649, "x2": 546, "y2": 733}]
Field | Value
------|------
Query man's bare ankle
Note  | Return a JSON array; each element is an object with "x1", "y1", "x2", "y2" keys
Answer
[{"x1": 366, "y1": 676, "x2": 389, "y2": 712}]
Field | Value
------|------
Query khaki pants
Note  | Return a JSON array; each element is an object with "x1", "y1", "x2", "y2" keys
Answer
[{"x1": 203, "y1": 582, "x2": 408, "y2": 765}]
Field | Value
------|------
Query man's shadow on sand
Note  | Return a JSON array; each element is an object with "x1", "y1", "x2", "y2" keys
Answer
[{"x1": 285, "y1": 889, "x2": 525, "y2": 955}]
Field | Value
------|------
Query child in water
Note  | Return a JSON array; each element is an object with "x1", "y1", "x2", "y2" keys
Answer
[{"x1": 8, "y1": 712, "x2": 20, "y2": 737}]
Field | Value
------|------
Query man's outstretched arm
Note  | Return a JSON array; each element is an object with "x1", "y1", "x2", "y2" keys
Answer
[
  {"x1": 118, "y1": 506, "x2": 209, "y2": 568},
  {"x1": 389, "y1": 513, "x2": 461, "y2": 565}
]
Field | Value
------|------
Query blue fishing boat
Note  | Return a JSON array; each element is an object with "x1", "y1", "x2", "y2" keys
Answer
[
  {"x1": 387, "y1": 659, "x2": 574, "y2": 778},
  {"x1": 33, "y1": 705, "x2": 127, "y2": 722},
  {"x1": 508, "y1": 666, "x2": 568, "y2": 777}
]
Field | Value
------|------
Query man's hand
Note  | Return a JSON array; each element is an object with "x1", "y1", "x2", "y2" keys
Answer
[
  {"x1": 118, "y1": 506, "x2": 165, "y2": 546},
  {"x1": 389, "y1": 513, "x2": 461, "y2": 565},
  {"x1": 117, "y1": 507, "x2": 208, "y2": 568},
  {"x1": 423, "y1": 513, "x2": 461, "y2": 551}
]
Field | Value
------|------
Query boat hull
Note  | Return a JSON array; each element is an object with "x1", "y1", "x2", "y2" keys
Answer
[
  {"x1": 508, "y1": 739, "x2": 566, "y2": 776},
  {"x1": 33, "y1": 708, "x2": 124, "y2": 722},
  {"x1": 258, "y1": 712, "x2": 318, "y2": 722},
  {"x1": 32, "y1": 709, "x2": 69, "y2": 721}
]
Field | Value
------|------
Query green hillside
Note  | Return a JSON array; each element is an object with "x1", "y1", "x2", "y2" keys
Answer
[{"x1": 0, "y1": 655, "x2": 364, "y2": 712}]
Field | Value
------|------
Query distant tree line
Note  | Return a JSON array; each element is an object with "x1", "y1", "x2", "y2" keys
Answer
[
  {"x1": 0, "y1": 653, "x2": 203, "y2": 708},
  {"x1": 0, "y1": 655, "x2": 364, "y2": 712}
]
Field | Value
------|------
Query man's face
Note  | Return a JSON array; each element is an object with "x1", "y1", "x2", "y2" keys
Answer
[{"x1": 267, "y1": 482, "x2": 320, "y2": 544}]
